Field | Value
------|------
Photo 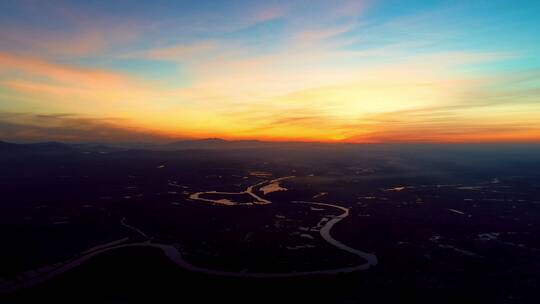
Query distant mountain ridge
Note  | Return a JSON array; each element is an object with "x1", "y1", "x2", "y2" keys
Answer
[
  {"x1": 0, "y1": 140, "x2": 124, "y2": 154},
  {"x1": 166, "y1": 138, "x2": 267, "y2": 149},
  {"x1": 164, "y1": 138, "x2": 333, "y2": 150},
  {"x1": 0, "y1": 141, "x2": 73, "y2": 152},
  {"x1": 0, "y1": 138, "x2": 332, "y2": 153},
  {"x1": 4, "y1": 139, "x2": 538, "y2": 154}
]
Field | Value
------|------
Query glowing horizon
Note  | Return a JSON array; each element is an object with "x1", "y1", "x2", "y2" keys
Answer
[{"x1": 1, "y1": 0, "x2": 539, "y2": 143}]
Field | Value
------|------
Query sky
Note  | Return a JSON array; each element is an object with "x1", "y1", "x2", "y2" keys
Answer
[{"x1": 0, "y1": 0, "x2": 539, "y2": 143}]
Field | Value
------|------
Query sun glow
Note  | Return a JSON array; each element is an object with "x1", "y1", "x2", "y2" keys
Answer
[{"x1": 0, "y1": 1, "x2": 539, "y2": 143}]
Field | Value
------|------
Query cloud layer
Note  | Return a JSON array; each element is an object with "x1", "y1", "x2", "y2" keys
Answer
[{"x1": 0, "y1": 0, "x2": 539, "y2": 143}]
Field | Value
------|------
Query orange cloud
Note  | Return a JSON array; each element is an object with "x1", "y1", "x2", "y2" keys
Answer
[
  {"x1": 0, "y1": 52, "x2": 125, "y2": 86},
  {"x1": 0, "y1": 46, "x2": 538, "y2": 144}
]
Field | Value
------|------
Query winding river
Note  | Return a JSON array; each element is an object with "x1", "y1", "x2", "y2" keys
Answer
[
  {"x1": 1, "y1": 176, "x2": 377, "y2": 293},
  {"x1": 189, "y1": 176, "x2": 294, "y2": 205}
]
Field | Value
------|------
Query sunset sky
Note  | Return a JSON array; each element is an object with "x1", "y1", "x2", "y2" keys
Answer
[{"x1": 0, "y1": 0, "x2": 539, "y2": 143}]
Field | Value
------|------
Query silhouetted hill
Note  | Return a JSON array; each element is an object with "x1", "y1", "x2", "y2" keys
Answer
[
  {"x1": 0, "y1": 141, "x2": 73, "y2": 153},
  {"x1": 166, "y1": 138, "x2": 263, "y2": 149},
  {"x1": 0, "y1": 141, "x2": 17, "y2": 149},
  {"x1": 164, "y1": 138, "x2": 331, "y2": 150},
  {"x1": 0, "y1": 141, "x2": 125, "y2": 155}
]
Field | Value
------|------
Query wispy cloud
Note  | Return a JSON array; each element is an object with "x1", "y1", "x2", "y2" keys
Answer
[
  {"x1": 0, "y1": 0, "x2": 538, "y2": 143},
  {"x1": 248, "y1": 4, "x2": 289, "y2": 24},
  {"x1": 144, "y1": 42, "x2": 218, "y2": 61},
  {"x1": 0, "y1": 112, "x2": 174, "y2": 143},
  {"x1": 0, "y1": 52, "x2": 125, "y2": 86}
]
